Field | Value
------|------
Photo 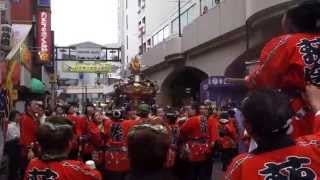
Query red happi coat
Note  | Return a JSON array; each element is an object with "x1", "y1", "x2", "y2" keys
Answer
[
  {"x1": 66, "y1": 114, "x2": 82, "y2": 137},
  {"x1": 246, "y1": 33, "x2": 320, "y2": 138},
  {"x1": 224, "y1": 143, "x2": 320, "y2": 180},
  {"x1": 103, "y1": 119, "x2": 135, "y2": 172},
  {"x1": 218, "y1": 119, "x2": 238, "y2": 150},
  {"x1": 180, "y1": 115, "x2": 219, "y2": 162},
  {"x1": 24, "y1": 158, "x2": 102, "y2": 180},
  {"x1": 20, "y1": 113, "x2": 40, "y2": 157},
  {"x1": 79, "y1": 116, "x2": 103, "y2": 156},
  {"x1": 66, "y1": 114, "x2": 82, "y2": 151}
]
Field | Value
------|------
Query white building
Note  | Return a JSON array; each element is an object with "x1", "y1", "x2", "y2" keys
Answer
[
  {"x1": 118, "y1": 0, "x2": 220, "y2": 66},
  {"x1": 119, "y1": 0, "x2": 295, "y2": 106},
  {"x1": 56, "y1": 41, "x2": 122, "y2": 103}
]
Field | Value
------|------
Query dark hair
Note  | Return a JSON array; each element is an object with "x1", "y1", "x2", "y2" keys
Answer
[
  {"x1": 25, "y1": 100, "x2": 33, "y2": 110},
  {"x1": 228, "y1": 110, "x2": 235, "y2": 118},
  {"x1": 151, "y1": 104, "x2": 158, "y2": 115},
  {"x1": 286, "y1": 0, "x2": 320, "y2": 33},
  {"x1": 128, "y1": 123, "x2": 170, "y2": 172},
  {"x1": 241, "y1": 89, "x2": 292, "y2": 138},
  {"x1": 191, "y1": 102, "x2": 200, "y2": 114},
  {"x1": 45, "y1": 109, "x2": 53, "y2": 117},
  {"x1": 8, "y1": 110, "x2": 20, "y2": 122},
  {"x1": 55, "y1": 105, "x2": 64, "y2": 111},
  {"x1": 220, "y1": 111, "x2": 229, "y2": 120},
  {"x1": 84, "y1": 103, "x2": 95, "y2": 115},
  {"x1": 37, "y1": 116, "x2": 74, "y2": 158},
  {"x1": 64, "y1": 104, "x2": 75, "y2": 114},
  {"x1": 166, "y1": 110, "x2": 178, "y2": 124}
]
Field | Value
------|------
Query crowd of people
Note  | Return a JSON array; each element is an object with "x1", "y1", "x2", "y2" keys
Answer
[
  {"x1": 1, "y1": 0, "x2": 320, "y2": 179},
  {"x1": 3, "y1": 86, "x2": 320, "y2": 180},
  {"x1": 4, "y1": 85, "x2": 320, "y2": 180},
  {"x1": 4, "y1": 99, "x2": 243, "y2": 180}
]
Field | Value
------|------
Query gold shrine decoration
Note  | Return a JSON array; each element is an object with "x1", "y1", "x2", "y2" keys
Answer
[
  {"x1": 129, "y1": 56, "x2": 141, "y2": 74},
  {"x1": 62, "y1": 62, "x2": 113, "y2": 74}
]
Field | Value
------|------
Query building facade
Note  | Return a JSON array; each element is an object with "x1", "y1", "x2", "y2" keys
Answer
[
  {"x1": 118, "y1": 0, "x2": 221, "y2": 65},
  {"x1": 55, "y1": 41, "x2": 122, "y2": 105},
  {"x1": 119, "y1": 0, "x2": 294, "y2": 107},
  {"x1": 0, "y1": 0, "x2": 54, "y2": 112}
]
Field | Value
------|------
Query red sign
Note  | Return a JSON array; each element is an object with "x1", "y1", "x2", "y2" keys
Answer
[{"x1": 37, "y1": 10, "x2": 51, "y2": 63}]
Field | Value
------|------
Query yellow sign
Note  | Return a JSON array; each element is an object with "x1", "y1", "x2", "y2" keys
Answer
[
  {"x1": 49, "y1": 74, "x2": 57, "y2": 84},
  {"x1": 11, "y1": 90, "x2": 18, "y2": 101},
  {"x1": 39, "y1": 51, "x2": 49, "y2": 62},
  {"x1": 62, "y1": 62, "x2": 113, "y2": 74}
]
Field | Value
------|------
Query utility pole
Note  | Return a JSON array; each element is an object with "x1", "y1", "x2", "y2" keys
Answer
[{"x1": 178, "y1": 0, "x2": 182, "y2": 37}]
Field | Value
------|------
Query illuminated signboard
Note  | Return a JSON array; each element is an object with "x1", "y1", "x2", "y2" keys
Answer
[
  {"x1": 37, "y1": 10, "x2": 51, "y2": 63},
  {"x1": 37, "y1": 0, "x2": 50, "y2": 7}
]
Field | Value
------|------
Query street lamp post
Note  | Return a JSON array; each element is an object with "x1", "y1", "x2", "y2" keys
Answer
[{"x1": 178, "y1": 0, "x2": 182, "y2": 37}]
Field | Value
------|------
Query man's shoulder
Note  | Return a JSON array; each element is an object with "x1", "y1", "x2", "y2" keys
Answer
[
  {"x1": 61, "y1": 160, "x2": 101, "y2": 179},
  {"x1": 296, "y1": 133, "x2": 320, "y2": 147},
  {"x1": 21, "y1": 113, "x2": 32, "y2": 120},
  {"x1": 26, "y1": 159, "x2": 101, "y2": 180}
]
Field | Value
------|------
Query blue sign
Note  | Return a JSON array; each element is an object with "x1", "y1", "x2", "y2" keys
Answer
[{"x1": 38, "y1": 0, "x2": 50, "y2": 7}]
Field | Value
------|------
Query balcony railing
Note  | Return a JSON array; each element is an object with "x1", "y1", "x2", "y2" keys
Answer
[{"x1": 142, "y1": 0, "x2": 291, "y2": 68}]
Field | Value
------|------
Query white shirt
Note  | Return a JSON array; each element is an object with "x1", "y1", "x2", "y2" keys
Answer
[{"x1": 6, "y1": 122, "x2": 20, "y2": 142}]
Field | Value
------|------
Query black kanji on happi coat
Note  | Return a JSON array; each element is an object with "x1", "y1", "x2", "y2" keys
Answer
[
  {"x1": 110, "y1": 123, "x2": 124, "y2": 142},
  {"x1": 200, "y1": 115, "x2": 208, "y2": 134},
  {"x1": 171, "y1": 126, "x2": 179, "y2": 146},
  {"x1": 27, "y1": 168, "x2": 59, "y2": 180},
  {"x1": 297, "y1": 38, "x2": 320, "y2": 86},
  {"x1": 259, "y1": 156, "x2": 316, "y2": 180}
]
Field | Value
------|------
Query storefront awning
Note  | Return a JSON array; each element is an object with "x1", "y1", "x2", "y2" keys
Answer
[
  {"x1": 31, "y1": 78, "x2": 46, "y2": 94},
  {"x1": 5, "y1": 24, "x2": 32, "y2": 60}
]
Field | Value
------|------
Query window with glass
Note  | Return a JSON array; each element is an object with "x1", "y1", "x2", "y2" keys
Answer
[
  {"x1": 171, "y1": 5, "x2": 196, "y2": 35},
  {"x1": 153, "y1": 25, "x2": 170, "y2": 46},
  {"x1": 171, "y1": 18, "x2": 179, "y2": 34},
  {"x1": 181, "y1": 11, "x2": 188, "y2": 29},
  {"x1": 164, "y1": 26, "x2": 170, "y2": 39},
  {"x1": 188, "y1": 5, "x2": 196, "y2": 23}
]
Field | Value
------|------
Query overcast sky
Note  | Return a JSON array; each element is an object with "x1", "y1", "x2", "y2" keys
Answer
[{"x1": 52, "y1": 0, "x2": 118, "y2": 46}]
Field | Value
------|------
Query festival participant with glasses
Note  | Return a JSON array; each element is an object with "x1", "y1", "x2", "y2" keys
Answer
[
  {"x1": 225, "y1": 89, "x2": 320, "y2": 180},
  {"x1": 180, "y1": 104, "x2": 219, "y2": 180},
  {"x1": 244, "y1": 0, "x2": 320, "y2": 138},
  {"x1": 24, "y1": 116, "x2": 102, "y2": 180}
]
